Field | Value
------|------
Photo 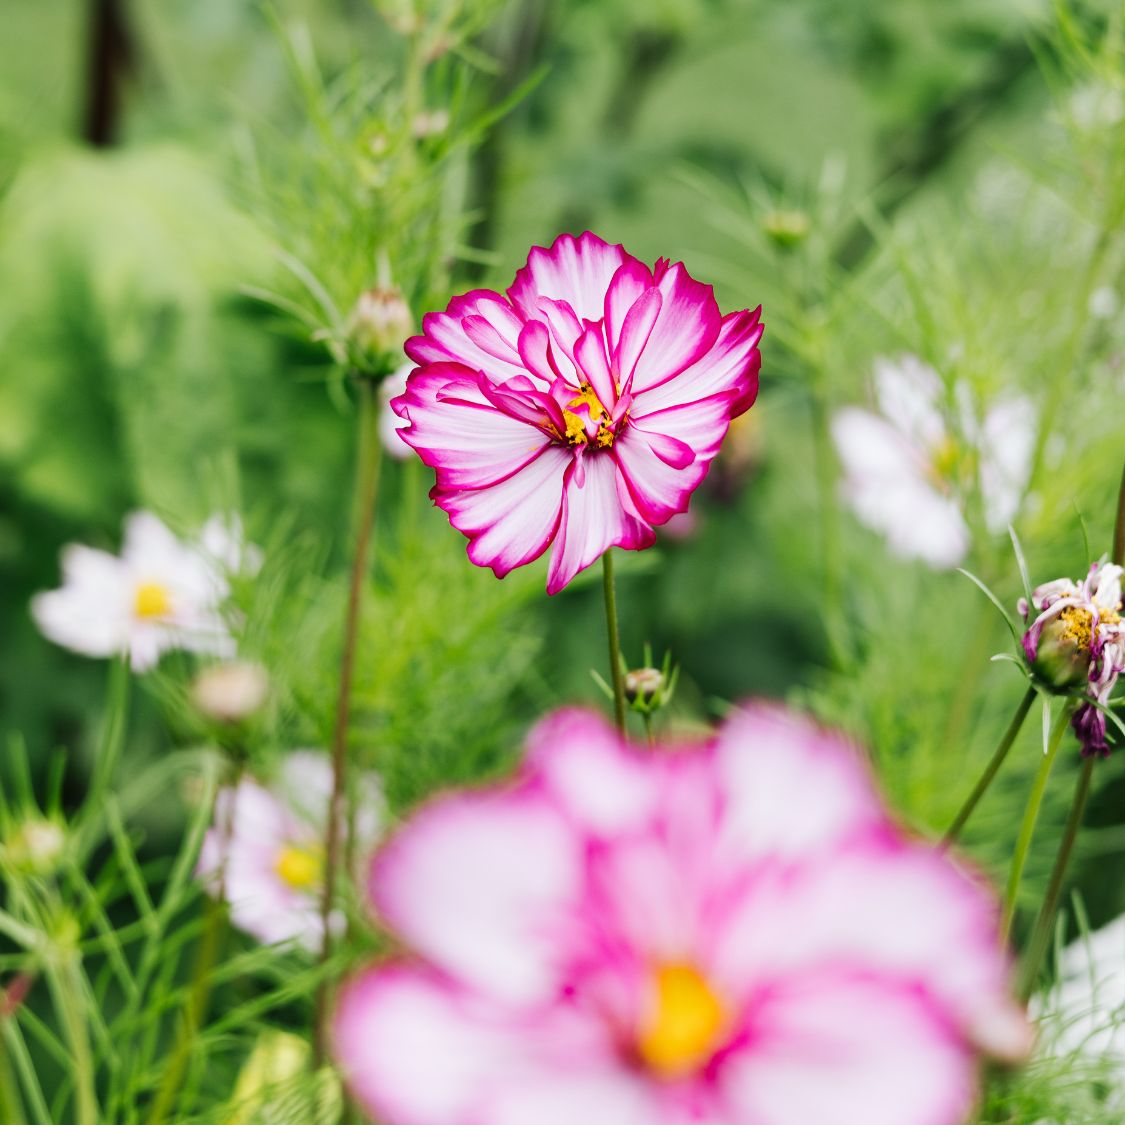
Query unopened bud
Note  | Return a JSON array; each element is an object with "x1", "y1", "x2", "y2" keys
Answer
[
  {"x1": 346, "y1": 286, "x2": 414, "y2": 371},
  {"x1": 762, "y1": 209, "x2": 810, "y2": 249},
  {"x1": 625, "y1": 667, "x2": 665, "y2": 705},
  {"x1": 4, "y1": 817, "x2": 67, "y2": 877},
  {"x1": 192, "y1": 661, "x2": 269, "y2": 724}
]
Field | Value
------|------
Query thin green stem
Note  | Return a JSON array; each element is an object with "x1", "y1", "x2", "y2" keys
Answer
[
  {"x1": 316, "y1": 377, "x2": 383, "y2": 1058},
  {"x1": 0, "y1": 1029, "x2": 27, "y2": 1125},
  {"x1": 641, "y1": 712, "x2": 654, "y2": 747},
  {"x1": 48, "y1": 960, "x2": 97, "y2": 1125},
  {"x1": 1018, "y1": 755, "x2": 1095, "y2": 1001},
  {"x1": 1001, "y1": 705, "x2": 1072, "y2": 943},
  {"x1": 602, "y1": 551, "x2": 626, "y2": 733},
  {"x1": 82, "y1": 654, "x2": 130, "y2": 831},
  {"x1": 1112, "y1": 458, "x2": 1125, "y2": 567},
  {"x1": 942, "y1": 686, "x2": 1036, "y2": 847}
]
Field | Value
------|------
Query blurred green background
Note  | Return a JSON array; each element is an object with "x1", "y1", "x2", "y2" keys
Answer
[{"x1": 3, "y1": 0, "x2": 1125, "y2": 938}]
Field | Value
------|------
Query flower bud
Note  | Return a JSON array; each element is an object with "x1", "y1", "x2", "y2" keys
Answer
[
  {"x1": 1028, "y1": 614, "x2": 1093, "y2": 690},
  {"x1": 3, "y1": 817, "x2": 67, "y2": 877},
  {"x1": 346, "y1": 286, "x2": 414, "y2": 371},
  {"x1": 625, "y1": 667, "x2": 665, "y2": 704},
  {"x1": 227, "y1": 1030, "x2": 341, "y2": 1125},
  {"x1": 762, "y1": 209, "x2": 810, "y2": 249},
  {"x1": 192, "y1": 661, "x2": 269, "y2": 724}
]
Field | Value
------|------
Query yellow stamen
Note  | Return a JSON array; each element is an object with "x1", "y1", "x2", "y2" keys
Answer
[
  {"x1": 569, "y1": 383, "x2": 607, "y2": 425},
  {"x1": 562, "y1": 410, "x2": 588, "y2": 446},
  {"x1": 274, "y1": 844, "x2": 323, "y2": 891},
  {"x1": 134, "y1": 581, "x2": 171, "y2": 620},
  {"x1": 1058, "y1": 606, "x2": 1095, "y2": 652},
  {"x1": 637, "y1": 963, "x2": 725, "y2": 1077}
]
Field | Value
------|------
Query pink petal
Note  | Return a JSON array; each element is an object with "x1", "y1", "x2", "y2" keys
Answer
[
  {"x1": 524, "y1": 708, "x2": 662, "y2": 835},
  {"x1": 627, "y1": 262, "x2": 722, "y2": 395},
  {"x1": 604, "y1": 258, "x2": 655, "y2": 355},
  {"x1": 435, "y1": 446, "x2": 570, "y2": 578},
  {"x1": 487, "y1": 1069, "x2": 657, "y2": 1125},
  {"x1": 394, "y1": 366, "x2": 553, "y2": 489},
  {"x1": 631, "y1": 307, "x2": 762, "y2": 416},
  {"x1": 612, "y1": 428, "x2": 708, "y2": 525},
  {"x1": 369, "y1": 787, "x2": 582, "y2": 1004},
  {"x1": 545, "y1": 456, "x2": 655, "y2": 595},
  {"x1": 517, "y1": 320, "x2": 562, "y2": 386},
  {"x1": 508, "y1": 232, "x2": 629, "y2": 323},
  {"x1": 406, "y1": 290, "x2": 526, "y2": 382},
  {"x1": 714, "y1": 704, "x2": 887, "y2": 863},
  {"x1": 536, "y1": 297, "x2": 584, "y2": 368},
  {"x1": 721, "y1": 973, "x2": 977, "y2": 1125},
  {"x1": 614, "y1": 288, "x2": 663, "y2": 384},
  {"x1": 573, "y1": 322, "x2": 617, "y2": 409}
]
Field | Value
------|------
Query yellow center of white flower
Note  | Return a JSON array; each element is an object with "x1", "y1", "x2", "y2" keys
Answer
[
  {"x1": 134, "y1": 581, "x2": 171, "y2": 619},
  {"x1": 274, "y1": 844, "x2": 323, "y2": 891},
  {"x1": 637, "y1": 963, "x2": 725, "y2": 1077},
  {"x1": 561, "y1": 384, "x2": 617, "y2": 448},
  {"x1": 1058, "y1": 605, "x2": 1096, "y2": 651}
]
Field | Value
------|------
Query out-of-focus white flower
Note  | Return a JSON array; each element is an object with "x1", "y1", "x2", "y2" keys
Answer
[
  {"x1": 1034, "y1": 913, "x2": 1125, "y2": 1101},
  {"x1": 192, "y1": 661, "x2": 269, "y2": 724},
  {"x1": 378, "y1": 364, "x2": 413, "y2": 461},
  {"x1": 1089, "y1": 286, "x2": 1119, "y2": 320},
  {"x1": 197, "y1": 752, "x2": 383, "y2": 952},
  {"x1": 32, "y1": 512, "x2": 235, "y2": 672},
  {"x1": 832, "y1": 356, "x2": 1035, "y2": 568},
  {"x1": 2, "y1": 816, "x2": 67, "y2": 876},
  {"x1": 412, "y1": 109, "x2": 450, "y2": 138},
  {"x1": 200, "y1": 514, "x2": 263, "y2": 577},
  {"x1": 1068, "y1": 82, "x2": 1125, "y2": 133}
]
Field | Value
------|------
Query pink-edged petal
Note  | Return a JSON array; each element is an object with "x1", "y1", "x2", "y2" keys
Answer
[
  {"x1": 524, "y1": 708, "x2": 662, "y2": 835},
  {"x1": 334, "y1": 965, "x2": 514, "y2": 1125},
  {"x1": 370, "y1": 786, "x2": 582, "y2": 1004},
  {"x1": 721, "y1": 973, "x2": 978, "y2": 1125},
  {"x1": 545, "y1": 455, "x2": 655, "y2": 595},
  {"x1": 406, "y1": 290, "x2": 527, "y2": 382},
  {"x1": 517, "y1": 320, "x2": 562, "y2": 386},
  {"x1": 627, "y1": 262, "x2": 722, "y2": 395},
  {"x1": 573, "y1": 321, "x2": 617, "y2": 408},
  {"x1": 435, "y1": 446, "x2": 570, "y2": 579},
  {"x1": 631, "y1": 307, "x2": 762, "y2": 417},
  {"x1": 508, "y1": 232, "x2": 628, "y2": 324},
  {"x1": 604, "y1": 258, "x2": 655, "y2": 356},
  {"x1": 487, "y1": 1068, "x2": 657, "y2": 1125},
  {"x1": 536, "y1": 297, "x2": 583, "y2": 370},
  {"x1": 715, "y1": 704, "x2": 887, "y2": 863},
  {"x1": 630, "y1": 394, "x2": 737, "y2": 460},
  {"x1": 614, "y1": 288, "x2": 662, "y2": 384},
  {"x1": 463, "y1": 314, "x2": 524, "y2": 366},
  {"x1": 394, "y1": 365, "x2": 553, "y2": 490}
]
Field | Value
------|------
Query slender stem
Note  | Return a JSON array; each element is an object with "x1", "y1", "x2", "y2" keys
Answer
[
  {"x1": 1018, "y1": 755, "x2": 1095, "y2": 1000},
  {"x1": 602, "y1": 551, "x2": 626, "y2": 732},
  {"x1": 82, "y1": 654, "x2": 130, "y2": 830},
  {"x1": 1001, "y1": 706, "x2": 1071, "y2": 943},
  {"x1": 641, "y1": 712, "x2": 654, "y2": 748},
  {"x1": 316, "y1": 377, "x2": 383, "y2": 1057},
  {"x1": 942, "y1": 686, "x2": 1036, "y2": 847},
  {"x1": 144, "y1": 758, "x2": 241, "y2": 1125},
  {"x1": 0, "y1": 1023, "x2": 26, "y2": 1125},
  {"x1": 48, "y1": 960, "x2": 97, "y2": 1125},
  {"x1": 1113, "y1": 458, "x2": 1125, "y2": 567}
]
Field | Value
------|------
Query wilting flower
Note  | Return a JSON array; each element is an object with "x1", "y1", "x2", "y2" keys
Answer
[
  {"x1": 31, "y1": 512, "x2": 236, "y2": 672},
  {"x1": 832, "y1": 356, "x2": 1035, "y2": 568},
  {"x1": 335, "y1": 707, "x2": 1028, "y2": 1124},
  {"x1": 393, "y1": 232, "x2": 763, "y2": 594},
  {"x1": 197, "y1": 751, "x2": 383, "y2": 951},
  {"x1": 1020, "y1": 560, "x2": 1124, "y2": 757}
]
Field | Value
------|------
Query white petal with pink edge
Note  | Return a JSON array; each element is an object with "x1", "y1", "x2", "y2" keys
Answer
[
  {"x1": 437, "y1": 446, "x2": 570, "y2": 578},
  {"x1": 721, "y1": 973, "x2": 977, "y2": 1125},
  {"x1": 407, "y1": 290, "x2": 527, "y2": 382},
  {"x1": 508, "y1": 232, "x2": 629, "y2": 324},
  {"x1": 370, "y1": 789, "x2": 581, "y2": 1004},
  {"x1": 545, "y1": 455, "x2": 655, "y2": 595},
  {"x1": 613, "y1": 429, "x2": 707, "y2": 525}
]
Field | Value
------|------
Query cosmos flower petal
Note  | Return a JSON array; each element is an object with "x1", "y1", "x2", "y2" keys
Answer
[
  {"x1": 394, "y1": 365, "x2": 554, "y2": 490},
  {"x1": 370, "y1": 788, "x2": 582, "y2": 1004},
  {"x1": 632, "y1": 307, "x2": 762, "y2": 417},
  {"x1": 406, "y1": 290, "x2": 526, "y2": 381},
  {"x1": 508, "y1": 232, "x2": 630, "y2": 323},
  {"x1": 722, "y1": 973, "x2": 977, "y2": 1125},
  {"x1": 613, "y1": 428, "x2": 708, "y2": 524},
  {"x1": 873, "y1": 354, "x2": 945, "y2": 448},
  {"x1": 979, "y1": 395, "x2": 1036, "y2": 532},
  {"x1": 573, "y1": 321, "x2": 618, "y2": 410},
  {"x1": 628, "y1": 261, "x2": 722, "y2": 394},
  {"x1": 604, "y1": 258, "x2": 655, "y2": 355},
  {"x1": 546, "y1": 457, "x2": 656, "y2": 595},
  {"x1": 30, "y1": 547, "x2": 130, "y2": 658},
  {"x1": 435, "y1": 446, "x2": 570, "y2": 578},
  {"x1": 614, "y1": 288, "x2": 662, "y2": 384}
]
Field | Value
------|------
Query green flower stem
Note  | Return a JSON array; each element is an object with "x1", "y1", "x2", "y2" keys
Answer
[
  {"x1": 602, "y1": 551, "x2": 627, "y2": 733},
  {"x1": 82, "y1": 654, "x2": 130, "y2": 832},
  {"x1": 0, "y1": 1028, "x2": 27, "y2": 1125},
  {"x1": 48, "y1": 960, "x2": 97, "y2": 1125},
  {"x1": 1113, "y1": 457, "x2": 1125, "y2": 567},
  {"x1": 316, "y1": 376, "x2": 383, "y2": 1058},
  {"x1": 1001, "y1": 705, "x2": 1072, "y2": 943},
  {"x1": 1018, "y1": 755, "x2": 1096, "y2": 1001},
  {"x1": 942, "y1": 685, "x2": 1036, "y2": 847}
]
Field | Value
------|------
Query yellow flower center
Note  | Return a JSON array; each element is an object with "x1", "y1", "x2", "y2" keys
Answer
[
  {"x1": 1058, "y1": 605, "x2": 1095, "y2": 651},
  {"x1": 134, "y1": 581, "x2": 171, "y2": 619},
  {"x1": 637, "y1": 963, "x2": 725, "y2": 1077},
  {"x1": 274, "y1": 844, "x2": 323, "y2": 891},
  {"x1": 569, "y1": 383, "x2": 608, "y2": 425},
  {"x1": 560, "y1": 383, "x2": 618, "y2": 449}
]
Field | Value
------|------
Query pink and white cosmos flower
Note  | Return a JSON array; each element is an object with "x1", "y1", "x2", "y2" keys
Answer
[
  {"x1": 334, "y1": 706, "x2": 1029, "y2": 1125},
  {"x1": 392, "y1": 232, "x2": 763, "y2": 594}
]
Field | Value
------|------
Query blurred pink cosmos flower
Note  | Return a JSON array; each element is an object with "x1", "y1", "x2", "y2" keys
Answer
[
  {"x1": 334, "y1": 706, "x2": 1028, "y2": 1125},
  {"x1": 392, "y1": 232, "x2": 763, "y2": 593},
  {"x1": 197, "y1": 751, "x2": 383, "y2": 951},
  {"x1": 1020, "y1": 560, "x2": 1124, "y2": 757}
]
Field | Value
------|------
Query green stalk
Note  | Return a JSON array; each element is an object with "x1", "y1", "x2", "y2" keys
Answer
[
  {"x1": 316, "y1": 376, "x2": 383, "y2": 1058},
  {"x1": 1001, "y1": 705, "x2": 1071, "y2": 943},
  {"x1": 0, "y1": 1031, "x2": 27, "y2": 1125},
  {"x1": 83, "y1": 654, "x2": 130, "y2": 828},
  {"x1": 942, "y1": 685, "x2": 1036, "y2": 847},
  {"x1": 602, "y1": 551, "x2": 626, "y2": 733},
  {"x1": 1018, "y1": 755, "x2": 1096, "y2": 1001},
  {"x1": 48, "y1": 960, "x2": 97, "y2": 1125},
  {"x1": 1113, "y1": 458, "x2": 1125, "y2": 567}
]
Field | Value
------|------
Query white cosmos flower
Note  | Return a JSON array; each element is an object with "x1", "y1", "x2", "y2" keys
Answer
[
  {"x1": 200, "y1": 513, "x2": 264, "y2": 577},
  {"x1": 832, "y1": 355, "x2": 1035, "y2": 568},
  {"x1": 378, "y1": 363, "x2": 413, "y2": 460},
  {"x1": 31, "y1": 511, "x2": 236, "y2": 672},
  {"x1": 196, "y1": 751, "x2": 384, "y2": 951}
]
